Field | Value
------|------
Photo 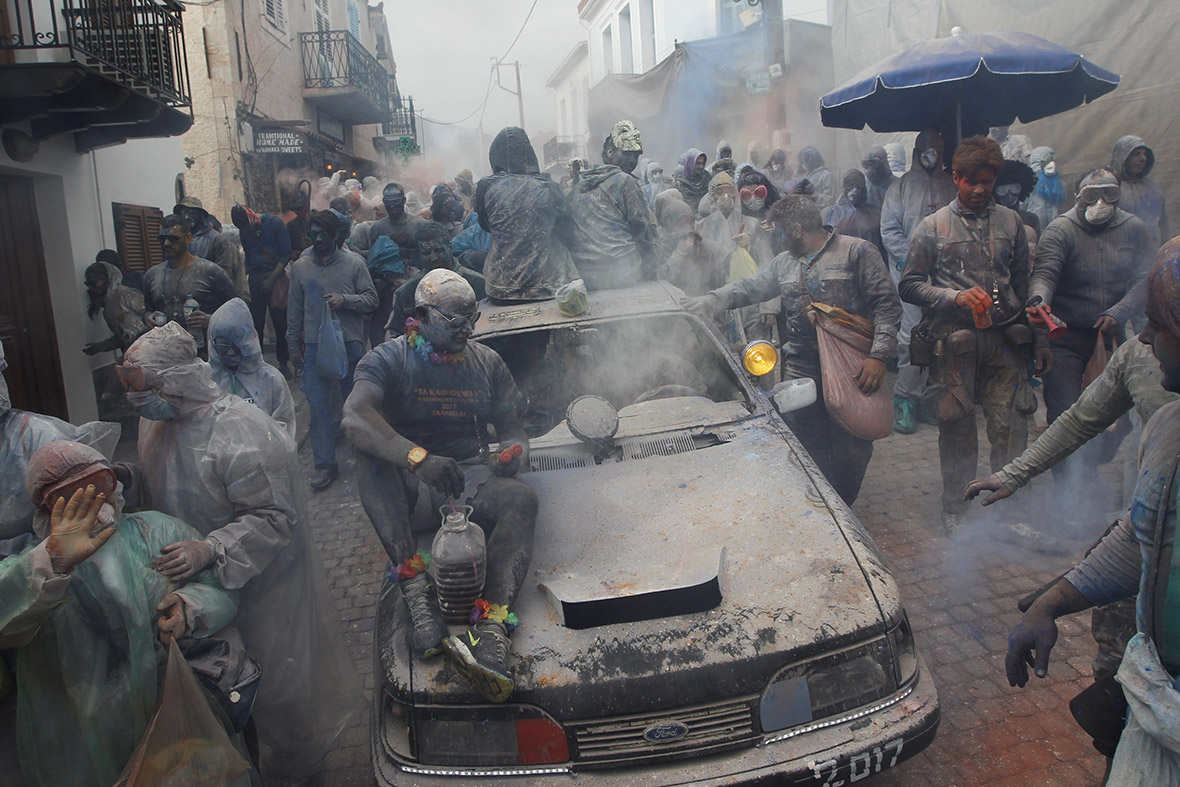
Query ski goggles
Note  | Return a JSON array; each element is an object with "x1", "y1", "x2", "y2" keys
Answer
[
  {"x1": 739, "y1": 185, "x2": 768, "y2": 203},
  {"x1": 993, "y1": 183, "x2": 1023, "y2": 201},
  {"x1": 1077, "y1": 184, "x2": 1120, "y2": 205}
]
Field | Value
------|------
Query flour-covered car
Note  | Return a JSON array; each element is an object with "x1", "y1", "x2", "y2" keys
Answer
[{"x1": 372, "y1": 282, "x2": 939, "y2": 785}]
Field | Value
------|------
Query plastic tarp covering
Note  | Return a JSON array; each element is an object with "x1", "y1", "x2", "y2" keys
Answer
[
  {"x1": 587, "y1": 21, "x2": 833, "y2": 174},
  {"x1": 827, "y1": 0, "x2": 1180, "y2": 224}
]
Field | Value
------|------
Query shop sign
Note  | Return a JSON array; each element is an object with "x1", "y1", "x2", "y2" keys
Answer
[{"x1": 254, "y1": 129, "x2": 306, "y2": 154}]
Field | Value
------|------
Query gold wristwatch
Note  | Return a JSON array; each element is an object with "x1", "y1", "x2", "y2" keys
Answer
[{"x1": 407, "y1": 446, "x2": 428, "y2": 470}]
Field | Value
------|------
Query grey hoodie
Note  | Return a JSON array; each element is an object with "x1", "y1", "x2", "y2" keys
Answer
[
  {"x1": 569, "y1": 163, "x2": 657, "y2": 289},
  {"x1": 1030, "y1": 206, "x2": 1153, "y2": 328},
  {"x1": 1111, "y1": 135, "x2": 1169, "y2": 250}
]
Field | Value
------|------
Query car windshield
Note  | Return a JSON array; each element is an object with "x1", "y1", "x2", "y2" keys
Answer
[{"x1": 480, "y1": 312, "x2": 749, "y2": 437}]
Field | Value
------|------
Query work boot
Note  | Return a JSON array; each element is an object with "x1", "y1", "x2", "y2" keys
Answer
[
  {"x1": 892, "y1": 395, "x2": 917, "y2": 435},
  {"x1": 443, "y1": 619, "x2": 514, "y2": 703},
  {"x1": 309, "y1": 464, "x2": 338, "y2": 491},
  {"x1": 399, "y1": 573, "x2": 447, "y2": 659}
]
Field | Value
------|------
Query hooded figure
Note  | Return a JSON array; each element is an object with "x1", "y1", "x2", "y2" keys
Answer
[
  {"x1": 655, "y1": 195, "x2": 695, "y2": 264},
  {"x1": 697, "y1": 172, "x2": 743, "y2": 253},
  {"x1": 0, "y1": 340, "x2": 120, "y2": 544},
  {"x1": 0, "y1": 441, "x2": 242, "y2": 787},
  {"x1": 766, "y1": 148, "x2": 789, "y2": 183},
  {"x1": 208, "y1": 298, "x2": 296, "y2": 438},
  {"x1": 675, "y1": 148, "x2": 712, "y2": 214},
  {"x1": 473, "y1": 127, "x2": 578, "y2": 301},
  {"x1": 569, "y1": 130, "x2": 658, "y2": 290},
  {"x1": 1112, "y1": 135, "x2": 1170, "y2": 251},
  {"x1": 1025, "y1": 146, "x2": 1067, "y2": 233},
  {"x1": 121, "y1": 324, "x2": 361, "y2": 779},
  {"x1": 797, "y1": 146, "x2": 837, "y2": 209},
  {"x1": 82, "y1": 261, "x2": 147, "y2": 356},
  {"x1": 823, "y1": 169, "x2": 885, "y2": 260},
  {"x1": 861, "y1": 145, "x2": 897, "y2": 210},
  {"x1": 641, "y1": 160, "x2": 673, "y2": 208}
]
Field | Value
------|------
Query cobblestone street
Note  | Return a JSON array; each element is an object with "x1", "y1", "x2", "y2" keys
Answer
[{"x1": 304, "y1": 393, "x2": 1115, "y2": 786}]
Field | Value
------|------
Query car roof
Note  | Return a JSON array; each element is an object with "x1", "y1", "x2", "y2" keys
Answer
[{"x1": 474, "y1": 281, "x2": 686, "y2": 337}]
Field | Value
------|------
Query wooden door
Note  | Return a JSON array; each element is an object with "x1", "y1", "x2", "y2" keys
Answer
[{"x1": 0, "y1": 174, "x2": 68, "y2": 418}]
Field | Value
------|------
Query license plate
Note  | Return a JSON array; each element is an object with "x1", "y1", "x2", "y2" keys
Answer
[{"x1": 809, "y1": 738, "x2": 903, "y2": 785}]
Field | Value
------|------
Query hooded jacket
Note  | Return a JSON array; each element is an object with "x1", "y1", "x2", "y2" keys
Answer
[
  {"x1": 1030, "y1": 206, "x2": 1153, "y2": 328},
  {"x1": 675, "y1": 148, "x2": 712, "y2": 213},
  {"x1": 124, "y1": 323, "x2": 361, "y2": 777},
  {"x1": 208, "y1": 298, "x2": 296, "y2": 437},
  {"x1": 798, "y1": 147, "x2": 837, "y2": 209},
  {"x1": 696, "y1": 172, "x2": 743, "y2": 253},
  {"x1": 641, "y1": 160, "x2": 673, "y2": 208},
  {"x1": 569, "y1": 163, "x2": 657, "y2": 290},
  {"x1": 474, "y1": 127, "x2": 577, "y2": 301},
  {"x1": 286, "y1": 245, "x2": 378, "y2": 347},
  {"x1": 880, "y1": 139, "x2": 957, "y2": 270},
  {"x1": 1025, "y1": 146, "x2": 1067, "y2": 233},
  {"x1": 1112, "y1": 135, "x2": 1169, "y2": 250}
]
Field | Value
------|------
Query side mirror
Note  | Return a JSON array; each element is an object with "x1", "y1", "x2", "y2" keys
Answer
[{"x1": 771, "y1": 378, "x2": 817, "y2": 414}]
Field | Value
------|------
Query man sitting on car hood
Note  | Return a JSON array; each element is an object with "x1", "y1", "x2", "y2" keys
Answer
[{"x1": 344, "y1": 269, "x2": 538, "y2": 703}]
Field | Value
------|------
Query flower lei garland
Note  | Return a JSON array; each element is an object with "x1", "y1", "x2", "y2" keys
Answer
[
  {"x1": 405, "y1": 318, "x2": 466, "y2": 365},
  {"x1": 470, "y1": 598, "x2": 519, "y2": 632},
  {"x1": 389, "y1": 550, "x2": 431, "y2": 583}
]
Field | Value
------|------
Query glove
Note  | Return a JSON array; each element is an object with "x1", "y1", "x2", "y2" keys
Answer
[
  {"x1": 153, "y1": 539, "x2": 216, "y2": 582},
  {"x1": 1005, "y1": 609, "x2": 1059, "y2": 687},
  {"x1": 45, "y1": 485, "x2": 116, "y2": 575},
  {"x1": 414, "y1": 454, "x2": 465, "y2": 498},
  {"x1": 156, "y1": 592, "x2": 187, "y2": 644}
]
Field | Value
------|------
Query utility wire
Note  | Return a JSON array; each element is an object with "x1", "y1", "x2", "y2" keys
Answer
[{"x1": 417, "y1": 0, "x2": 539, "y2": 126}]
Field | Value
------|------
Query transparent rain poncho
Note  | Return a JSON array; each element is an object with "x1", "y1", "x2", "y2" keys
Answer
[
  {"x1": 0, "y1": 339, "x2": 120, "y2": 543},
  {"x1": 123, "y1": 324, "x2": 362, "y2": 778},
  {"x1": 0, "y1": 441, "x2": 238, "y2": 787},
  {"x1": 207, "y1": 298, "x2": 296, "y2": 439}
]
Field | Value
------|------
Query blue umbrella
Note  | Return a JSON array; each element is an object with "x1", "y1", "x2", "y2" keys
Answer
[{"x1": 820, "y1": 31, "x2": 1119, "y2": 137}]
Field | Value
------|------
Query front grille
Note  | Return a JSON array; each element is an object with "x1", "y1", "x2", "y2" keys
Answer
[
  {"x1": 570, "y1": 697, "x2": 759, "y2": 766},
  {"x1": 620, "y1": 432, "x2": 697, "y2": 461},
  {"x1": 530, "y1": 431, "x2": 729, "y2": 473}
]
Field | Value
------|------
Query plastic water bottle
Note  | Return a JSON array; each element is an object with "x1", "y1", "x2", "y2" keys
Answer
[
  {"x1": 428, "y1": 505, "x2": 486, "y2": 624},
  {"x1": 183, "y1": 295, "x2": 205, "y2": 349}
]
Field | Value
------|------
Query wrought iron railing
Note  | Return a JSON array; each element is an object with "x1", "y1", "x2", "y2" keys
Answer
[
  {"x1": 544, "y1": 135, "x2": 587, "y2": 164},
  {"x1": 382, "y1": 94, "x2": 416, "y2": 138},
  {"x1": 300, "y1": 29, "x2": 389, "y2": 111},
  {"x1": 0, "y1": 0, "x2": 191, "y2": 108}
]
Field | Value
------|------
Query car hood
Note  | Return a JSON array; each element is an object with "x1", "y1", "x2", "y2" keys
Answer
[{"x1": 400, "y1": 413, "x2": 899, "y2": 719}]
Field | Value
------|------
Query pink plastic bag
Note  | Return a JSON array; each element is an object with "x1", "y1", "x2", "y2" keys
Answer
[
  {"x1": 115, "y1": 639, "x2": 250, "y2": 787},
  {"x1": 809, "y1": 307, "x2": 893, "y2": 441}
]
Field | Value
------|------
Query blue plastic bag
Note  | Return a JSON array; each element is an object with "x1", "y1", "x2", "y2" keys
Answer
[{"x1": 316, "y1": 298, "x2": 348, "y2": 379}]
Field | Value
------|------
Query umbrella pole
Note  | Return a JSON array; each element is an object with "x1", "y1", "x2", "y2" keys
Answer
[{"x1": 956, "y1": 102, "x2": 962, "y2": 145}]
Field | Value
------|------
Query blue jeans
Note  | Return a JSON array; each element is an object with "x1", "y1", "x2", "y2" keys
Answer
[{"x1": 302, "y1": 340, "x2": 364, "y2": 467}]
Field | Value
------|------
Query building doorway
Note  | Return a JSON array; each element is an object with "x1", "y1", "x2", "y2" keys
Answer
[{"x1": 0, "y1": 173, "x2": 68, "y2": 418}]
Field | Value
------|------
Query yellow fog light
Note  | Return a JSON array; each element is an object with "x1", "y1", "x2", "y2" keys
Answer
[{"x1": 743, "y1": 341, "x2": 778, "y2": 376}]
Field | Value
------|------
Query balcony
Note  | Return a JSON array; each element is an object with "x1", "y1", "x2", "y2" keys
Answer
[
  {"x1": 0, "y1": 0, "x2": 193, "y2": 151},
  {"x1": 300, "y1": 30, "x2": 390, "y2": 126},
  {"x1": 373, "y1": 94, "x2": 420, "y2": 160},
  {"x1": 544, "y1": 135, "x2": 587, "y2": 167}
]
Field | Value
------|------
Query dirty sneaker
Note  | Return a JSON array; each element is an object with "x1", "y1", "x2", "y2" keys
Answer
[
  {"x1": 399, "y1": 573, "x2": 447, "y2": 659},
  {"x1": 942, "y1": 511, "x2": 965, "y2": 535},
  {"x1": 444, "y1": 619, "x2": 515, "y2": 703}
]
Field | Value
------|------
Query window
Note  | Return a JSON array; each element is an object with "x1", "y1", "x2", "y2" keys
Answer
[
  {"x1": 601, "y1": 24, "x2": 614, "y2": 76},
  {"x1": 347, "y1": 0, "x2": 360, "y2": 39},
  {"x1": 639, "y1": 0, "x2": 655, "y2": 70},
  {"x1": 262, "y1": 0, "x2": 285, "y2": 31},
  {"x1": 112, "y1": 203, "x2": 165, "y2": 273},
  {"x1": 314, "y1": 0, "x2": 331, "y2": 33},
  {"x1": 618, "y1": 5, "x2": 633, "y2": 73}
]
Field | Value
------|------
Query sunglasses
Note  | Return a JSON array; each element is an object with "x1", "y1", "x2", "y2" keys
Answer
[
  {"x1": 740, "y1": 185, "x2": 768, "y2": 203},
  {"x1": 307, "y1": 230, "x2": 333, "y2": 241},
  {"x1": 115, "y1": 363, "x2": 163, "y2": 392},
  {"x1": 157, "y1": 233, "x2": 186, "y2": 244},
  {"x1": 426, "y1": 304, "x2": 480, "y2": 329},
  {"x1": 1077, "y1": 185, "x2": 1120, "y2": 205}
]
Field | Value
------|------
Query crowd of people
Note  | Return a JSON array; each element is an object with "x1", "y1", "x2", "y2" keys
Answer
[{"x1": 2, "y1": 114, "x2": 1177, "y2": 784}]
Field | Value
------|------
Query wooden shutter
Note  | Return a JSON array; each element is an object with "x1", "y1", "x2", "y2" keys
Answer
[{"x1": 113, "y1": 202, "x2": 165, "y2": 273}]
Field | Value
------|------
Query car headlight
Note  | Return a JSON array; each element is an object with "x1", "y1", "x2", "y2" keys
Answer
[
  {"x1": 888, "y1": 613, "x2": 919, "y2": 687},
  {"x1": 411, "y1": 704, "x2": 570, "y2": 766},
  {"x1": 759, "y1": 637, "x2": 897, "y2": 733},
  {"x1": 743, "y1": 340, "x2": 778, "y2": 376}
]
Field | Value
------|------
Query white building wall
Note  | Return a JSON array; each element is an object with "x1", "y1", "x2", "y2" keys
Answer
[{"x1": 1, "y1": 134, "x2": 185, "y2": 422}]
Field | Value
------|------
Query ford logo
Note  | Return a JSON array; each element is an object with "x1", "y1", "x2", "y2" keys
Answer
[{"x1": 642, "y1": 721, "x2": 690, "y2": 744}]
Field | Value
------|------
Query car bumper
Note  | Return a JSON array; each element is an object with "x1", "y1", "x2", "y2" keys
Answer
[{"x1": 373, "y1": 655, "x2": 939, "y2": 786}]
